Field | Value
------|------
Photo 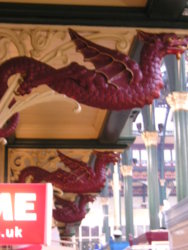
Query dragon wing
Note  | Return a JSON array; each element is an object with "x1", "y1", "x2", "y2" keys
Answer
[
  {"x1": 69, "y1": 29, "x2": 142, "y2": 89},
  {"x1": 57, "y1": 150, "x2": 95, "y2": 178}
]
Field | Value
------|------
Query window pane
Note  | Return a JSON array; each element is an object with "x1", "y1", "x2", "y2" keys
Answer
[
  {"x1": 164, "y1": 149, "x2": 171, "y2": 162},
  {"x1": 82, "y1": 226, "x2": 89, "y2": 237},
  {"x1": 172, "y1": 149, "x2": 175, "y2": 162},
  {"x1": 137, "y1": 225, "x2": 144, "y2": 236},
  {"x1": 141, "y1": 150, "x2": 147, "y2": 161},
  {"x1": 140, "y1": 150, "x2": 147, "y2": 165},
  {"x1": 132, "y1": 150, "x2": 139, "y2": 165},
  {"x1": 91, "y1": 226, "x2": 99, "y2": 237}
]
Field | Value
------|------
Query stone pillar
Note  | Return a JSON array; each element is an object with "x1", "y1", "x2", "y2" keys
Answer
[
  {"x1": 101, "y1": 197, "x2": 110, "y2": 243},
  {"x1": 101, "y1": 173, "x2": 110, "y2": 244},
  {"x1": 121, "y1": 163, "x2": 134, "y2": 240},
  {"x1": 142, "y1": 131, "x2": 160, "y2": 229},
  {"x1": 166, "y1": 92, "x2": 188, "y2": 201},
  {"x1": 112, "y1": 163, "x2": 121, "y2": 233}
]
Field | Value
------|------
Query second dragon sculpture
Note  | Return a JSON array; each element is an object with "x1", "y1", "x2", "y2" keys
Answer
[
  {"x1": 18, "y1": 150, "x2": 120, "y2": 193},
  {"x1": 17, "y1": 150, "x2": 119, "y2": 237}
]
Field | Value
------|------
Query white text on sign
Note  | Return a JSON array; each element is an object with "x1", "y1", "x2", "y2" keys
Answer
[{"x1": 0, "y1": 193, "x2": 37, "y2": 221}]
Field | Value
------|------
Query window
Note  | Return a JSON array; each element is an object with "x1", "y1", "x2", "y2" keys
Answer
[
  {"x1": 82, "y1": 226, "x2": 89, "y2": 237},
  {"x1": 132, "y1": 150, "x2": 139, "y2": 166},
  {"x1": 140, "y1": 150, "x2": 147, "y2": 166},
  {"x1": 91, "y1": 226, "x2": 99, "y2": 237},
  {"x1": 172, "y1": 149, "x2": 175, "y2": 163},
  {"x1": 164, "y1": 149, "x2": 171, "y2": 165}
]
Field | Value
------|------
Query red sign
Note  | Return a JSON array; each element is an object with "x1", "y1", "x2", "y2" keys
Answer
[{"x1": 0, "y1": 183, "x2": 53, "y2": 246}]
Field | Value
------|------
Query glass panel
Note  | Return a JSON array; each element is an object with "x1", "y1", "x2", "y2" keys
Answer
[
  {"x1": 172, "y1": 149, "x2": 175, "y2": 163},
  {"x1": 140, "y1": 149, "x2": 147, "y2": 166},
  {"x1": 132, "y1": 150, "x2": 140, "y2": 166},
  {"x1": 164, "y1": 149, "x2": 171, "y2": 164},
  {"x1": 137, "y1": 225, "x2": 144, "y2": 236},
  {"x1": 82, "y1": 226, "x2": 89, "y2": 237},
  {"x1": 91, "y1": 226, "x2": 99, "y2": 237}
]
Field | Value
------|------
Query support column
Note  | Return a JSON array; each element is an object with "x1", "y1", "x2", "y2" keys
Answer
[
  {"x1": 142, "y1": 131, "x2": 160, "y2": 229},
  {"x1": 101, "y1": 197, "x2": 110, "y2": 243},
  {"x1": 121, "y1": 149, "x2": 134, "y2": 240},
  {"x1": 112, "y1": 163, "x2": 121, "y2": 234},
  {"x1": 121, "y1": 164, "x2": 134, "y2": 240},
  {"x1": 101, "y1": 175, "x2": 110, "y2": 244},
  {"x1": 166, "y1": 92, "x2": 188, "y2": 201}
]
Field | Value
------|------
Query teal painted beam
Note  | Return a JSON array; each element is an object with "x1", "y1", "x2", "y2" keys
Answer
[{"x1": 7, "y1": 138, "x2": 135, "y2": 149}]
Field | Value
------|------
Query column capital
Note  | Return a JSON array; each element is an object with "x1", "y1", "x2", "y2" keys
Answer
[
  {"x1": 142, "y1": 131, "x2": 158, "y2": 147},
  {"x1": 166, "y1": 92, "x2": 188, "y2": 111},
  {"x1": 160, "y1": 179, "x2": 166, "y2": 187},
  {"x1": 120, "y1": 165, "x2": 133, "y2": 177},
  {"x1": 100, "y1": 197, "x2": 109, "y2": 205}
]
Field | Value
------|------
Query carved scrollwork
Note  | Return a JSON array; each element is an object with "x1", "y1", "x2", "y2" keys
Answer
[
  {"x1": 0, "y1": 28, "x2": 26, "y2": 63},
  {"x1": 0, "y1": 38, "x2": 10, "y2": 63},
  {"x1": 0, "y1": 26, "x2": 133, "y2": 65},
  {"x1": 30, "y1": 28, "x2": 67, "y2": 58},
  {"x1": 86, "y1": 31, "x2": 132, "y2": 53},
  {"x1": 9, "y1": 149, "x2": 36, "y2": 182}
]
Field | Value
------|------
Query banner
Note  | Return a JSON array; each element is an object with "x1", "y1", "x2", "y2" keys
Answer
[{"x1": 0, "y1": 183, "x2": 53, "y2": 245}]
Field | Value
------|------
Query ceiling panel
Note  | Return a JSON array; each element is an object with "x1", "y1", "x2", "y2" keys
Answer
[{"x1": 16, "y1": 101, "x2": 107, "y2": 139}]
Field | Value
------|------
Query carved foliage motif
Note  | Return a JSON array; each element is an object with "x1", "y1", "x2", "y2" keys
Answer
[{"x1": 0, "y1": 26, "x2": 132, "y2": 67}]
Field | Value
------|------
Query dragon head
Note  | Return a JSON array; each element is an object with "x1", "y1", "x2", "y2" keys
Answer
[
  {"x1": 93, "y1": 151, "x2": 120, "y2": 164},
  {"x1": 138, "y1": 30, "x2": 188, "y2": 58}
]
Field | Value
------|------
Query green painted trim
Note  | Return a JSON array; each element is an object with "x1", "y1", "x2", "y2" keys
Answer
[
  {"x1": 0, "y1": 2, "x2": 187, "y2": 28},
  {"x1": 147, "y1": 0, "x2": 186, "y2": 20},
  {"x1": 7, "y1": 138, "x2": 135, "y2": 149}
]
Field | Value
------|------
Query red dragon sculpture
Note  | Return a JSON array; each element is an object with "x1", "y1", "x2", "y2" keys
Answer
[
  {"x1": 0, "y1": 30, "x2": 188, "y2": 138},
  {"x1": 53, "y1": 195, "x2": 94, "y2": 223},
  {"x1": 18, "y1": 150, "x2": 120, "y2": 193}
]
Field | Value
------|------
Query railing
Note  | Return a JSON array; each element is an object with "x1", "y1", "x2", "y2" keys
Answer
[{"x1": 128, "y1": 244, "x2": 169, "y2": 250}]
